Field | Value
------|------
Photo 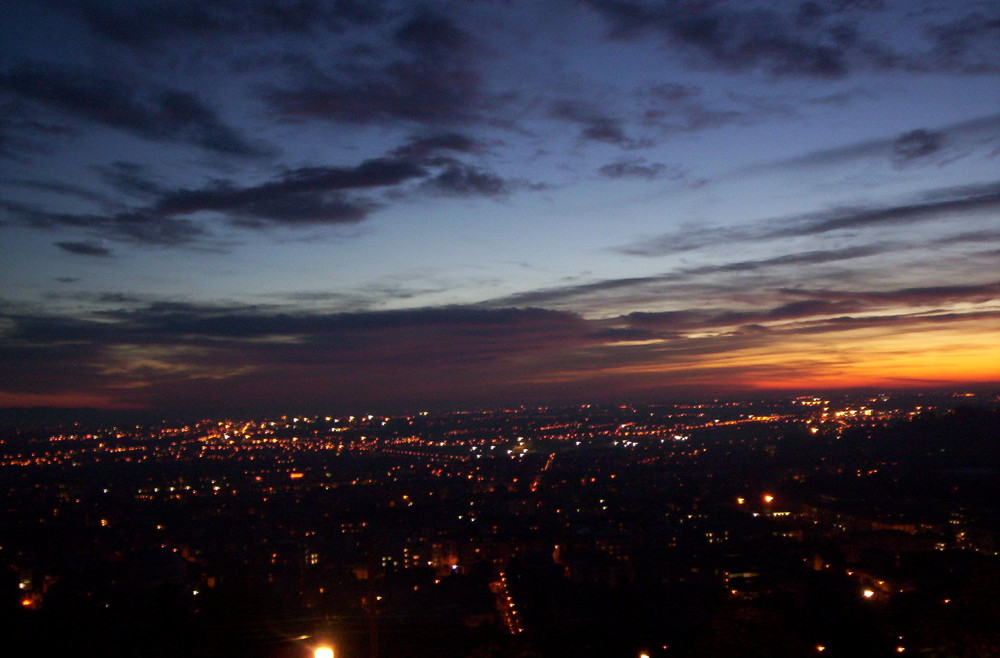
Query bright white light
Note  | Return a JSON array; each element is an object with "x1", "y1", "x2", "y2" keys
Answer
[{"x1": 314, "y1": 647, "x2": 334, "y2": 658}]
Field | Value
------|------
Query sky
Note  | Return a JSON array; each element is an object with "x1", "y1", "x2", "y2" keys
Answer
[{"x1": 1, "y1": 0, "x2": 998, "y2": 414}]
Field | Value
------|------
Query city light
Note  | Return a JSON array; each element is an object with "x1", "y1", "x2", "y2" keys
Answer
[{"x1": 0, "y1": 393, "x2": 991, "y2": 656}]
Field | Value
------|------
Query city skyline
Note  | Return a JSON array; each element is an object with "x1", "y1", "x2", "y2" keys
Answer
[{"x1": 2, "y1": 0, "x2": 998, "y2": 413}]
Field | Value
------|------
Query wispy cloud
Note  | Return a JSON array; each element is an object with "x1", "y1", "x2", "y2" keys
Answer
[
  {"x1": 2, "y1": 282, "x2": 995, "y2": 409},
  {"x1": 1, "y1": 133, "x2": 530, "y2": 245},
  {"x1": 585, "y1": 0, "x2": 1000, "y2": 77},
  {"x1": 779, "y1": 280, "x2": 1000, "y2": 306},
  {"x1": 598, "y1": 159, "x2": 687, "y2": 181},
  {"x1": 54, "y1": 241, "x2": 113, "y2": 257},
  {"x1": 56, "y1": 0, "x2": 382, "y2": 48},
  {"x1": 616, "y1": 181, "x2": 1000, "y2": 256},
  {"x1": 491, "y1": 245, "x2": 888, "y2": 307},
  {"x1": 745, "y1": 113, "x2": 1000, "y2": 172},
  {"x1": 0, "y1": 63, "x2": 267, "y2": 157}
]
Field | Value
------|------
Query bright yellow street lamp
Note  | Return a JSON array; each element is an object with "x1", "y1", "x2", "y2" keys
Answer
[{"x1": 314, "y1": 646, "x2": 334, "y2": 658}]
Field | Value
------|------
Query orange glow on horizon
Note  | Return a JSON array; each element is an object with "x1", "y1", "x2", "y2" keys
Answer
[
  {"x1": 2, "y1": 311, "x2": 996, "y2": 410},
  {"x1": 567, "y1": 316, "x2": 1000, "y2": 394}
]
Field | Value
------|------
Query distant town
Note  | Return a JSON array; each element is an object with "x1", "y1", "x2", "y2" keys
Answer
[{"x1": 2, "y1": 391, "x2": 998, "y2": 657}]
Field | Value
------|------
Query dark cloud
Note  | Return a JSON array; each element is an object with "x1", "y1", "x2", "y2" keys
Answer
[
  {"x1": 394, "y1": 9, "x2": 470, "y2": 55},
  {"x1": 0, "y1": 340, "x2": 109, "y2": 397},
  {"x1": 4, "y1": 303, "x2": 591, "y2": 366},
  {"x1": 765, "y1": 298, "x2": 860, "y2": 319},
  {"x1": 781, "y1": 183, "x2": 1000, "y2": 237},
  {"x1": 57, "y1": 0, "x2": 382, "y2": 47},
  {"x1": 550, "y1": 101, "x2": 649, "y2": 148},
  {"x1": 892, "y1": 128, "x2": 944, "y2": 167},
  {"x1": 590, "y1": 327, "x2": 666, "y2": 342},
  {"x1": 6, "y1": 179, "x2": 109, "y2": 203},
  {"x1": 263, "y1": 9, "x2": 482, "y2": 127},
  {"x1": 1, "y1": 199, "x2": 208, "y2": 247},
  {"x1": 153, "y1": 151, "x2": 524, "y2": 227},
  {"x1": 586, "y1": 0, "x2": 850, "y2": 77},
  {"x1": 805, "y1": 87, "x2": 878, "y2": 106},
  {"x1": 684, "y1": 245, "x2": 887, "y2": 275},
  {"x1": 625, "y1": 299, "x2": 865, "y2": 332},
  {"x1": 391, "y1": 133, "x2": 481, "y2": 159},
  {"x1": 225, "y1": 195, "x2": 371, "y2": 227},
  {"x1": 796, "y1": 2, "x2": 828, "y2": 28},
  {"x1": 264, "y1": 59, "x2": 483, "y2": 125},
  {"x1": 494, "y1": 274, "x2": 666, "y2": 308},
  {"x1": 632, "y1": 82, "x2": 757, "y2": 134},
  {"x1": 926, "y1": 10, "x2": 1000, "y2": 74},
  {"x1": 608, "y1": 282, "x2": 1000, "y2": 341},
  {"x1": 0, "y1": 64, "x2": 265, "y2": 157},
  {"x1": 598, "y1": 159, "x2": 684, "y2": 180},
  {"x1": 0, "y1": 302, "x2": 592, "y2": 409},
  {"x1": 55, "y1": 241, "x2": 113, "y2": 257},
  {"x1": 122, "y1": 304, "x2": 582, "y2": 339},
  {"x1": 152, "y1": 155, "x2": 522, "y2": 223},
  {"x1": 654, "y1": 104, "x2": 746, "y2": 133},
  {"x1": 585, "y1": 0, "x2": 999, "y2": 77},
  {"x1": 4, "y1": 158, "x2": 424, "y2": 242},
  {"x1": 2, "y1": 285, "x2": 994, "y2": 410},
  {"x1": 95, "y1": 293, "x2": 143, "y2": 304},
  {"x1": 617, "y1": 181, "x2": 1000, "y2": 256},
  {"x1": 932, "y1": 229, "x2": 1000, "y2": 246},
  {"x1": 96, "y1": 162, "x2": 165, "y2": 199},
  {"x1": 833, "y1": 1, "x2": 885, "y2": 11},
  {"x1": 9, "y1": 294, "x2": 880, "y2": 409},
  {"x1": 426, "y1": 164, "x2": 511, "y2": 196},
  {"x1": 155, "y1": 159, "x2": 423, "y2": 219},
  {"x1": 647, "y1": 82, "x2": 701, "y2": 102},
  {"x1": 761, "y1": 113, "x2": 1000, "y2": 171},
  {"x1": 4, "y1": 144, "x2": 526, "y2": 244},
  {"x1": 0, "y1": 100, "x2": 75, "y2": 160},
  {"x1": 108, "y1": 212, "x2": 209, "y2": 246},
  {"x1": 494, "y1": 245, "x2": 885, "y2": 307},
  {"x1": 582, "y1": 120, "x2": 626, "y2": 144},
  {"x1": 779, "y1": 309, "x2": 1000, "y2": 336},
  {"x1": 625, "y1": 309, "x2": 708, "y2": 329},
  {"x1": 327, "y1": 0, "x2": 383, "y2": 26},
  {"x1": 780, "y1": 280, "x2": 1000, "y2": 306}
]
